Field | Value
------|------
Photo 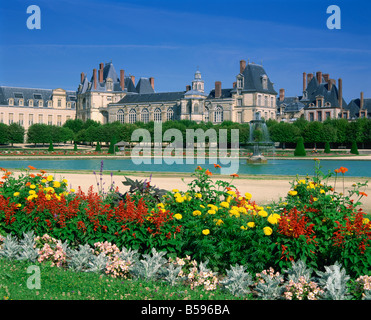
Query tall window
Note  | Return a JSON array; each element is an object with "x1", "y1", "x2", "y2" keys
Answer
[
  {"x1": 154, "y1": 108, "x2": 162, "y2": 122},
  {"x1": 129, "y1": 109, "x2": 137, "y2": 124},
  {"x1": 19, "y1": 114, "x2": 24, "y2": 126},
  {"x1": 193, "y1": 103, "x2": 199, "y2": 114},
  {"x1": 214, "y1": 106, "x2": 223, "y2": 123},
  {"x1": 257, "y1": 95, "x2": 261, "y2": 106},
  {"x1": 38, "y1": 100, "x2": 43, "y2": 107},
  {"x1": 237, "y1": 78, "x2": 243, "y2": 88},
  {"x1": 57, "y1": 115, "x2": 62, "y2": 126},
  {"x1": 29, "y1": 114, "x2": 33, "y2": 126},
  {"x1": 8, "y1": 98, "x2": 14, "y2": 106},
  {"x1": 270, "y1": 97, "x2": 274, "y2": 107},
  {"x1": 264, "y1": 96, "x2": 268, "y2": 107},
  {"x1": 106, "y1": 79, "x2": 113, "y2": 91},
  {"x1": 58, "y1": 99, "x2": 61, "y2": 107},
  {"x1": 48, "y1": 115, "x2": 53, "y2": 125},
  {"x1": 19, "y1": 99, "x2": 24, "y2": 106},
  {"x1": 117, "y1": 109, "x2": 125, "y2": 123},
  {"x1": 38, "y1": 114, "x2": 43, "y2": 124},
  {"x1": 167, "y1": 107, "x2": 174, "y2": 121},
  {"x1": 29, "y1": 100, "x2": 34, "y2": 107},
  {"x1": 262, "y1": 75, "x2": 268, "y2": 90},
  {"x1": 141, "y1": 108, "x2": 149, "y2": 123},
  {"x1": 204, "y1": 106, "x2": 209, "y2": 122},
  {"x1": 9, "y1": 113, "x2": 14, "y2": 124}
]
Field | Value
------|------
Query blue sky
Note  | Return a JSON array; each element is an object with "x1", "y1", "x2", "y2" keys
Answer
[{"x1": 0, "y1": 0, "x2": 370, "y2": 102}]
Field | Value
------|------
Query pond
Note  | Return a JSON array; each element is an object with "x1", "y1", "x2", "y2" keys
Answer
[{"x1": 0, "y1": 158, "x2": 370, "y2": 177}]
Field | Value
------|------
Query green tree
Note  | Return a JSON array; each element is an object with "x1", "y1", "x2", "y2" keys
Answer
[
  {"x1": 269, "y1": 122, "x2": 300, "y2": 149},
  {"x1": 324, "y1": 141, "x2": 331, "y2": 153},
  {"x1": 303, "y1": 122, "x2": 324, "y2": 148},
  {"x1": 48, "y1": 141, "x2": 54, "y2": 151},
  {"x1": 63, "y1": 118, "x2": 84, "y2": 133},
  {"x1": 95, "y1": 141, "x2": 102, "y2": 152},
  {"x1": 294, "y1": 137, "x2": 306, "y2": 156},
  {"x1": 108, "y1": 136, "x2": 117, "y2": 154},
  {"x1": 350, "y1": 141, "x2": 359, "y2": 155},
  {"x1": 27, "y1": 124, "x2": 51, "y2": 145},
  {"x1": 8, "y1": 123, "x2": 25, "y2": 146},
  {"x1": 0, "y1": 123, "x2": 9, "y2": 145}
]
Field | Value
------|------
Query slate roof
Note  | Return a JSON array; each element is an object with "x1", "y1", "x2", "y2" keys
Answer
[
  {"x1": 240, "y1": 63, "x2": 277, "y2": 95},
  {"x1": 347, "y1": 98, "x2": 371, "y2": 118},
  {"x1": 117, "y1": 91, "x2": 185, "y2": 104},
  {"x1": 0, "y1": 86, "x2": 77, "y2": 108},
  {"x1": 136, "y1": 78, "x2": 155, "y2": 94},
  {"x1": 207, "y1": 88, "x2": 233, "y2": 99}
]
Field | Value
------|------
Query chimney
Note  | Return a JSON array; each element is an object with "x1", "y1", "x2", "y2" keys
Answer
[
  {"x1": 360, "y1": 91, "x2": 364, "y2": 109},
  {"x1": 303, "y1": 72, "x2": 307, "y2": 92},
  {"x1": 323, "y1": 73, "x2": 330, "y2": 82},
  {"x1": 279, "y1": 88, "x2": 285, "y2": 101},
  {"x1": 215, "y1": 81, "x2": 222, "y2": 98},
  {"x1": 93, "y1": 68, "x2": 97, "y2": 90},
  {"x1": 80, "y1": 72, "x2": 85, "y2": 83},
  {"x1": 98, "y1": 69, "x2": 103, "y2": 83},
  {"x1": 327, "y1": 79, "x2": 333, "y2": 91},
  {"x1": 120, "y1": 70, "x2": 125, "y2": 91},
  {"x1": 316, "y1": 71, "x2": 322, "y2": 84},
  {"x1": 338, "y1": 78, "x2": 343, "y2": 108},
  {"x1": 149, "y1": 77, "x2": 154, "y2": 90},
  {"x1": 186, "y1": 85, "x2": 191, "y2": 91},
  {"x1": 130, "y1": 75, "x2": 135, "y2": 86},
  {"x1": 99, "y1": 62, "x2": 104, "y2": 70},
  {"x1": 307, "y1": 73, "x2": 314, "y2": 83},
  {"x1": 240, "y1": 60, "x2": 246, "y2": 74}
]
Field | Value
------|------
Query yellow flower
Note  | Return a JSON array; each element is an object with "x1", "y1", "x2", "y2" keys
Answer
[
  {"x1": 70, "y1": 188, "x2": 75, "y2": 193},
  {"x1": 173, "y1": 213, "x2": 182, "y2": 220},
  {"x1": 172, "y1": 189, "x2": 179, "y2": 193},
  {"x1": 238, "y1": 207, "x2": 247, "y2": 214},
  {"x1": 267, "y1": 213, "x2": 281, "y2": 225},
  {"x1": 258, "y1": 210, "x2": 268, "y2": 217},
  {"x1": 29, "y1": 190, "x2": 36, "y2": 195},
  {"x1": 202, "y1": 229, "x2": 210, "y2": 235},
  {"x1": 62, "y1": 179, "x2": 68, "y2": 184},
  {"x1": 16, "y1": 203, "x2": 21, "y2": 208},
  {"x1": 176, "y1": 197, "x2": 184, "y2": 203},
  {"x1": 297, "y1": 179, "x2": 306, "y2": 184},
  {"x1": 288, "y1": 190, "x2": 298, "y2": 196},
  {"x1": 240, "y1": 226, "x2": 247, "y2": 230},
  {"x1": 247, "y1": 222, "x2": 255, "y2": 228},
  {"x1": 207, "y1": 209, "x2": 216, "y2": 215},
  {"x1": 195, "y1": 193, "x2": 202, "y2": 198},
  {"x1": 220, "y1": 201, "x2": 229, "y2": 208},
  {"x1": 13, "y1": 192, "x2": 20, "y2": 197},
  {"x1": 320, "y1": 189, "x2": 325, "y2": 194},
  {"x1": 41, "y1": 179, "x2": 47, "y2": 183},
  {"x1": 157, "y1": 203, "x2": 165, "y2": 208},
  {"x1": 46, "y1": 175, "x2": 54, "y2": 182},
  {"x1": 200, "y1": 205, "x2": 205, "y2": 209},
  {"x1": 363, "y1": 218, "x2": 370, "y2": 225},
  {"x1": 263, "y1": 226, "x2": 273, "y2": 236},
  {"x1": 174, "y1": 192, "x2": 181, "y2": 198},
  {"x1": 313, "y1": 197, "x2": 318, "y2": 202},
  {"x1": 244, "y1": 192, "x2": 252, "y2": 200},
  {"x1": 29, "y1": 184, "x2": 36, "y2": 189},
  {"x1": 193, "y1": 210, "x2": 202, "y2": 216},
  {"x1": 215, "y1": 219, "x2": 224, "y2": 226},
  {"x1": 53, "y1": 181, "x2": 61, "y2": 188},
  {"x1": 45, "y1": 194, "x2": 51, "y2": 200},
  {"x1": 229, "y1": 209, "x2": 240, "y2": 217}
]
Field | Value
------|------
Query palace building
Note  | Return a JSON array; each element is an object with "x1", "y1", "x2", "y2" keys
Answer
[
  {"x1": 77, "y1": 60, "x2": 278, "y2": 125},
  {"x1": 0, "y1": 86, "x2": 76, "y2": 131}
]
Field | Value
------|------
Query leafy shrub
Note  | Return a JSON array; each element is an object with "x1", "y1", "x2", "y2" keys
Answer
[
  {"x1": 350, "y1": 141, "x2": 359, "y2": 155},
  {"x1": 294, "y1": 137, "x2": 306, "y2": 156}
]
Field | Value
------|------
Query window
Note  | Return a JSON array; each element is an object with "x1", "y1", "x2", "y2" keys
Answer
[
  {"x1": 29, "y1": 114, "x2": 34, "y2": 126},
  {"x1": 19, "y1": 114, "x2": 24, "y2": 126},
  {"x1": 9, "y1": 113, "x2": 14, "y2": 124},
  {"x1": 29, "y1": 100, "x2": 34, "y2": 107},
  {"x1": 257, "y1": 95, "x2": 261, "y2": 106},
  {"x1": 237, "y1": 99, "x2": 242, "y2": 106},
  {"x1": 117, "y1": 109, "x2": 125, "y2": 123},
  {"x1": 154, "y1": 108, "x2": 162, "y2": 122},
  {"x1": 167, "y1": 107, "x2": 174, "y2": 121},
  {"x1": 33, "y1": 94, "x2": 42, "y2": 100},
  {"x1": 264, "y1": 96, "x2": 268, "y2": 107},
  {"x1": 38, "y1": 100, "x2": 43, "y2": 107},
  {"x1": 193, "y1": 103, "x2": 199, "y2": 114},
  {"x1": 107, "y1": 96, "x2": 112, "y2": 101},
  {"x1": 14, "y1": 93, "x2": 24, "y2": 99},
  {"x1": 317, "y1": 111, "x2": 322, "y2": 122},
  {"x1": 66, "y1": 115, "x2": 71, "y2": 121},
  {"x1": 325, "y1": 112, "x2": 331, "y2": 120},
  {"x1": 129, "y1": 109, "x2": 137, "y2": 124},
  {"x1": 48, "y1": 115, "x2": 53, "y2": 125},
  {"x1": 48, "y1": 101, "x2": 52, "y2": 107},
  {"x1": 106, "y1": 79, "x2": 113, "y2": 91},
  {"x1": 309, "y1": 112, "x2": 314, "y2": 122},
  {"x1": 58, "y1": 99, "x2": 61, "y2": 107},
  {"x1": 237, "y1": 78, "x2": 243, "y2": 88},
  {"x1": 204, "y1": 106, "x2": 209, "y2": 122},
  {"x1": 141, "y1": 108, "x2": 149, "y2": 123},
  {"x1": 8, "y1": 98, "x2": 14, "y2": 106},
  {"x1": 67, "y1": 102, "x2": 71, "y2": 108},
  {"x1": 214, "y1": 106, "x2": 223, "y2": 123},
  {"x1": 271, "y1": 97, "x2": 274, "y2": 107},
  {"x1": 57, "y1": 115, "x2": 62, "y2": 126},
  {"x1": 261, "y1": 75, "x2": 268, "y2": 90},
  {"x1": 38, "y1": 114, "x2": 43, "y2": 124},
  {"x1": 19, "y1": 99, "x2": 24, "y2": 106}
]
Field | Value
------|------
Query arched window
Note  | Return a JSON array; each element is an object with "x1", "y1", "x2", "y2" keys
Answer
[
  {"x1": 117, "y1": 109, "x2": 125, "y2": 123},
  {"x1": 129, "y1": 109, "x2": 137, "y2": 123},
  {"x1": 264, "y1": 96, "x2": 268, "y2": 107},
  {"x1": 214, "y1": 106, "x2": 223, "y2": 123},
  {"x1": 204, "y1": 106, "x2": 210, "y2": 122},
  {"x1": 106, "y1": 78, "x2": 113, "y2": 91},
  {"x1": 167, "y1": 107, "x2": 174, "y2": 121},
  {"x1": 194, "y1": 103, "x2": 199, "y2": 114},
  {"x1": 141, "y1": 108, "x2": 149, "y2": 123},
  {"x1": 154, "y1": 108, "x2": 162, "y2": 122}
]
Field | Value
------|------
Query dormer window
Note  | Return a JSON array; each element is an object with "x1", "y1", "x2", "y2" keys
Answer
[
  {"x1": 29, "y1": 100, "x2": 34, "y2": 107},
  {"x1": 106, "y1": 78, "x2": 113, "y2": 91},
  {"x1": 48, "y1": 100, "x2": 52, "y2": 107},
  {"x1": 19, "y1": 99, "x2": 24, "y2": 106},
  {"x1": 8, "y1": 98, "x2": 14, "y2": 106},
  {"x1": 261, "y1": 75, "x2": 268, "y2": 90},
  {"x1": 237, "y1": 77, "x2": 243, "y2": 89},
  {"x1": 38, "y1": 100, "x2": 43, "y2": 107}
]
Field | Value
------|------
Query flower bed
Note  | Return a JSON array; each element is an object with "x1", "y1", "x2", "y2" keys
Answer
[{"x1": 0, "y1": 162, "x2": 370, "y2": 299}]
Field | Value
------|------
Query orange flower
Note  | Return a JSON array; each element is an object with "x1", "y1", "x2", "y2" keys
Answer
[
  {"x1": 40, "y1": 170, "x2": 47, "y2": 174},
  {"x1": 334, "y1": 168, "x2": 340, "y2": 173},
  {"x1": 29, "y1": 174, "x2": 35, "y2": 178},
  {"x1": 196, "y1": 166, "x2": 202, "y2": 170},
  {"x1": 205, "y1": 169, "x2": 212, "y2": 176},
  {"x1": 339, "y1": 167, "x2": 348, "y2": 174},
  {"x1": 359, "y1": 192, "x2": 368, "y2": 197},
  {"x1": 26, "y1": 182, "x2": 31, "y2": 187},
  {"x1": 214, "y1": 164, "x2": 221, "y2": 168},
  {"x1": 230, "y1": 173, "x2": 239, "y2": 178},
  {"x1": 28, "y1": 165, "x2": 36, "y2": 170}
]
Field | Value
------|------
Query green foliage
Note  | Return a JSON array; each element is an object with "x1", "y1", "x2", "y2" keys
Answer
[
  {"x1": 350, "y1": 141, "x2": 359, "y2": 155},
  {"x1": 48, "y1": 141, "x2": 54, "y2": 151},
  {"x1": 294, "y1": 137, "x2": 306, "y2": 156},
  {"x1": 324, "y1": 141, "x2": 331, "y2": 154},
  {"x1": 95, "y1": 141, "x2": 101, "y2": 152},
  {"x1": 7, "y1": 123, "x2": 24, "y2": 145},
  {"x1": 108, "y1": 136, "x2": 117, "y2": 154}
]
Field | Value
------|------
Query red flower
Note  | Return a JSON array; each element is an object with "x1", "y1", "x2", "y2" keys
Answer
[
  {"x1": 28, "y1": 165, "x2": 36, "y2": 170},
  {"x1": 214, "y1": 164, "x2": 221, "y2": 168},
  {"x1": 230, "y1": 173, "x2": 239, "y2": 178},
  {"x1": 205, "y1": 169, "x2": 212, "y2": 176}
]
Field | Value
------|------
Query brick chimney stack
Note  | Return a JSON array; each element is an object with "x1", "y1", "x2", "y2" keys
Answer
[
  {"x1": 130, "y1": 75, "x2": 135, "y2": 86},
  {"x1": 303, "y1": 72, "x2": 307, "y2": 92},
  {"x1": 80, "y1": 72, "x2": 85, "y2": 83},
  {"x1": 327, "y1": 79, "x2": 334, "y2": 91},
  {"x1": 215, "y1": 81, "x2": 222, "y2": 98},
  {"x1": 149, "y1": 77, "x2": 154, "y2": 90},
  {"x1": 323, "y1": 73, "x2": 330, "y2": 82},
  {"x1": 98, "y1": 69, "x2": 103, "y2": 83},
  {"x1": 338, "y1": 78, "x2": 343, "y2": 109},
  {"x1": 99, "y1": 62, "x2": 104, "y2": 70},
  {"x1": 93, "y1": 68, "x2": 97, "y2": 90},
  {"x1": 279, "y1": 88, "x2": 285, "y2": 101},
  {"x1": 120, "y1": 70, "x2": 125, "y2": 91},
  {"x1": 240, "y1": 60, "x2": 246, "y2": 74},
  {"x1": 360, "y1": 91, "x2": 364, "y2": 109},
  {"x1": 186, "y1": 85, "x2": 191, "y2": 91},
  {"x1": 307, "y1": 73, "x2": 314, "y2": 83},
  {"x1": 316, "y1": 71, "x2": 322, "y2": 84}
]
